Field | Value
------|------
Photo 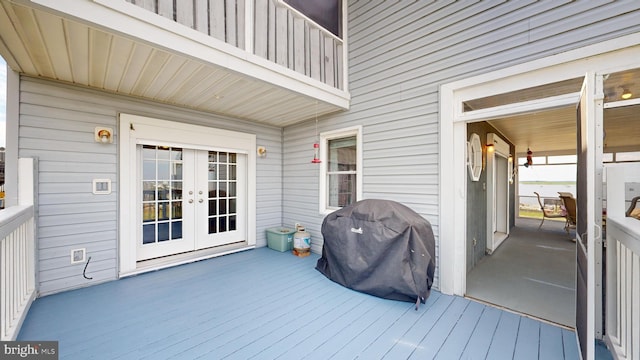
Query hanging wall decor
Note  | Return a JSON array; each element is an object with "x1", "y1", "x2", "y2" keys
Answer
[
  {"x1": 523, "y1": 148, "x2": 533, "y2": 167},
  {"x1": 311, "y1": 101, "x2": 321, "y2": 163}
]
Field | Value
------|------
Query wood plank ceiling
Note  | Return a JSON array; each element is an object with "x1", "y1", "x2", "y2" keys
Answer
[
  {"x1": 466, "y1": 71, "x2": 640, "y2": 155},
  {"x1": 0, "y1": 1, "x2": 346, "y2": 127}
]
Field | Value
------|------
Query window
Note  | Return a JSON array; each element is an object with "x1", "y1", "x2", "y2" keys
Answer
[{"x1": 319, "y1": 126, "x2": 362, "y2": 213}]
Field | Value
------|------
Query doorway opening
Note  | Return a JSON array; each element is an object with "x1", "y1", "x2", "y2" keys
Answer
[
  {"x1": 464, "y1": 107, "x2": 580, "y2": 328},
  {"x1": 440, "y1": 39, "x2": 640, "y2": 360}
]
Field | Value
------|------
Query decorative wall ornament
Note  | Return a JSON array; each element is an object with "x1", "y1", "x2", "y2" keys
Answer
[
  {"x1": 467, "y1": 133, "x2": 482, "y2": 181},
  {"x1": 523, "y1": 148, "x2": 533, "y2": 167}
]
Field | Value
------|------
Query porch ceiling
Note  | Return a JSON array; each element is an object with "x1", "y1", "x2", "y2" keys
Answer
[
  {"x1": 488, "y1": 104, "x2": 640, "y2": 156},
  {"x1": 470, "y1": 70, "x2": 640, "y2": 155},
  {"x1": 0, "y1": 0, "x2": 347, "y2": 127}
]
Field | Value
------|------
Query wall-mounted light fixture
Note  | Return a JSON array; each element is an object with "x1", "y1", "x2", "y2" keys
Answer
[
  {"x1": 257, "y1": 146, "x2": 267, "y2": 157},
  {"x1": 621, "y1": 87, "x2": 633, "y2": 100},
  {"x1": 94, "y1": 127, "x2": 113, "y2": 144},
  {"x1": 508, "y1": 154, "x2": 515, "y2": 184}
]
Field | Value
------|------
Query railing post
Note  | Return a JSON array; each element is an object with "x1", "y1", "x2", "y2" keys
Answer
[
  {"x1": 245, "y1": 0, "x2": 254, "y2": 54},
  {"x1": 18, "y1": 158, "x2": 35, "y2": 206}
]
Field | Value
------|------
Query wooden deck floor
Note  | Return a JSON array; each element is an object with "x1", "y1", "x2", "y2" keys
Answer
[{"x1": 18, "y1": 248, "x2": 580, "y2": 359}]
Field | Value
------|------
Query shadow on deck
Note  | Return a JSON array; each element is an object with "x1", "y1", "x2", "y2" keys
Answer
[{"x1": 19, "y1": 248, "x2": 580, "y2": 359}]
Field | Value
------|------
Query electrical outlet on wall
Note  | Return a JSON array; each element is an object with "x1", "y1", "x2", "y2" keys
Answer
[{"x1": 71, "y1": 248, "x2": 86, "y2": 264}]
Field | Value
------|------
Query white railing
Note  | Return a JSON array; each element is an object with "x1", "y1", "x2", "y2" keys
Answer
[
  {"x1": 0, "y1": 158, "x2": 37, "y2": 341},
  {"x1": 606, "y1": 217, "x2": 640, "y2": 360},
  {"x1": 0, "y1": 205, "x2": 36, "y2": 341},
  {"x1": 126, "y1": 0, "x2": 346, "y2": 91},
  {"x1": 605, "y1": 164, "x2": 640, "y2": 360}
]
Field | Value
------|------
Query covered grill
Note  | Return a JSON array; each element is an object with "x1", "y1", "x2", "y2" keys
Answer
[{"x1": 316, "y1": 199, "x2": 436, "y2": 306}]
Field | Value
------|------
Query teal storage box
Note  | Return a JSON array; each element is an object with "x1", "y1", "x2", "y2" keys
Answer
[{"x1": 266, "y1": 228, "x2": 296, "y2": 252}]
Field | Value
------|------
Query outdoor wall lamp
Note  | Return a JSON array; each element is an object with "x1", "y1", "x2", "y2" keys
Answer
[
  {"x1": 621, "y1": 87, "x2": 632, "y2": 100},
  {"x1": 94, "y1": 127, "x2": 113, "y2": 144},
  {"x1": 257, "y1": 146, "x2": 267, "y2": 157}
]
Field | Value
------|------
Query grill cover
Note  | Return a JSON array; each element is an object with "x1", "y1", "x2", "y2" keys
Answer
[{"x1": 316, "y1": 199, "x2": 436, "y2": 304}]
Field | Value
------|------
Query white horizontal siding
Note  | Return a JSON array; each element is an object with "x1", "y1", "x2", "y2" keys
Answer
[
  {"x1": 19, "y1": 77, "x2": 283, "y2": 296},
  {"x1": 283, "y1": 0, "x2": 640, "y2": 290}
]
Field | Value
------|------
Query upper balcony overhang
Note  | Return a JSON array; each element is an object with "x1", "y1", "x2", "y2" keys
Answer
[{"x1": 0, "y1": 0, "x2": 350, "y2": 126}]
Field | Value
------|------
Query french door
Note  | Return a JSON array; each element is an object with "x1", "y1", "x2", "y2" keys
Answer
[{"x1": 137, "y1": 145, "x2": 246, "y2": 261}]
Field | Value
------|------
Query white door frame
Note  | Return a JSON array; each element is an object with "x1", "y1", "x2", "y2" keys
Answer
[
  {"x1": 118, "y1": 114, "x2": 256, "y2": 276},
  {"x1": 486, "y1": 133, "x2": 510, "y2": 254},
  {"x1": 439, "y1": 34, "x2": 640, "y2": 359}
]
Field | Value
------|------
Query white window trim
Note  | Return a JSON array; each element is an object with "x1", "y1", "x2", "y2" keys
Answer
[{"x1": 319, "y1": 125, "x2": 363, "y2": 215}]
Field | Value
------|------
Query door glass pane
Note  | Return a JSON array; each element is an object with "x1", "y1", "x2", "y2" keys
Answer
[
  {"x1": 141, "y1": 146, "x2": 184, "y2": 245},
  {"x1": 157, "y1": 147, "x2": 170, "y2": 160},
  {"x1": 172, "y1": 163, "x2": 183, "y2": 180},
  {"x1": 143, "y1": 203, "x2": 156, "y2": 222},
  {"x1": 219, "y1": 164, "x2": 228, "y2": 180},
  {"x1": 229, "y1": 215, "x2": 236, "y2": 231},
  {"x1": 171, "y1": 182, "x2": 182, "y2": 200},
  {"x1": 208, "y1": 218, "x2": 217, "y2": 234},
  {"x1": 158, "y1": 223, "x2": 170, "y2": 241},
  {"x1": 143, "y1": 224, "x2": 155, "y2": 244},
  {"x1": 209, "y1": 200, "x2": 217, "y2": 216},
  {"x1": 143, "y1": 161, "x2": 155, "y2": 180},
  {"x1": 158, "y1": 161, "x2": 170, "y2": 180},
  {"x1": 143, "y1": 182, "x2": 156, "y2": 201},
  {"x1": 172, "y1": 201, "x2": 182, "y2": 219},
  {"x1": 171, "y1": 221, "x2": 182, "y2": 239},
  {"x1": 158, "y1": 181, "x2": 169, "y2": 200},
  {"x1": 219, "y1": 199, "x2": 227, "y2": 215},
  {"x1": 158, "y1": 202, "x2": 170, "y2": 220},
  {"x1": 208, "y1": 163, "x2": 217, "y2": 180},
  {"x1": 206, "y1": 150, "x2": 239, "y2": 235}
]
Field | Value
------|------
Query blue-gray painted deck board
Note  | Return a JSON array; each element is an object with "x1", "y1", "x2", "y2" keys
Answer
[{"x1": 18, "y1": 248, "x2": 580, "y2": 359}]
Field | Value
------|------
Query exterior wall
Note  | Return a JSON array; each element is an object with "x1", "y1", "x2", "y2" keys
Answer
[
  {"x1": 18, "y1": 77, "x2": 282, "y2": 296},
  {"x1": 283, "y1": 1, "x2": 640, "y2": 290}
]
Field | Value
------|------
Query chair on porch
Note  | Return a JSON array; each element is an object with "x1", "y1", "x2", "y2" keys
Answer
[
  {"x1": 558, "y1": 192, "x2": 577, "y2": 233},
  {"x1": 534, "y1": 192, "x2": 566, "y2": 230}
]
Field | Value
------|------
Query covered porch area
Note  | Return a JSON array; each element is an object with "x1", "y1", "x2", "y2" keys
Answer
[{"x1": 18, "y1": 247, "x2": 580, "y2": 359}]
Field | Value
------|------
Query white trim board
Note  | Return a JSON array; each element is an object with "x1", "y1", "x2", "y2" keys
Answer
[{"x1": 118, "y1": 113, "x2": 257, "y2": 276}]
